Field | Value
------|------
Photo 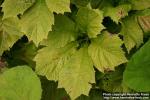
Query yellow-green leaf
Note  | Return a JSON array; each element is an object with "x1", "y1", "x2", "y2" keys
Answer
[
  {"x1": 0, "y1": 17, "x2": 23, "y2": 55},
  {"x1": 76, "y1": 7, "x2": 104, "y2": 38},
  {"x1": 46, "y1": 0, "x2": 70, "y2": 14},
  {"x1": 120, "y1": 16, "x2": 143, "y2": 52},
  {"x1": 88, "y1": 31, "x2": 127, "y2": 72},
  {"x1": 103, "y1": 4, "x2": 131, "y2": 23},
  {"x1": 21, "y1": 0, "x2": 54, "y2": 46},
  {"x1": 59, "y1": 46, "x2": 95, "y2": 99},
  {"x1": 21, "y1": 0, "x2": 71, "y2": 46},
  {"x1": 42, "y1": 15, "x2": 77, "y2": 48},
  {"x1": 2, "y1": 0, "x2": 35, "y2": 18},
  {"x1": 34, "y1": 42, "x2": 77, "y2": 81}
]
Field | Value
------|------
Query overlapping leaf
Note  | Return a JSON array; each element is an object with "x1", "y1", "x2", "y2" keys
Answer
[
  {"x1": 20, "y1": 0, "x2": 53, "y2": 46},
  {"x1": 41, "y1": 15, "x2": 77, "y2": 48},
  {"x1": 0, "y1": 16, "x2": 23, "y2": 55},
  {"x1": 35, "y1": 15, "x2": 77, "y2": 81},
  {"x1": 120, "y1": 16, "x2": 143, "y2": 52},
  {"x1": 1, "y1": 0, "x2": 150, "y2": 99},
  {"x1": 2, "y1": 0, "x2": 35, "y2": 18},
  {"x1": 103, "y1": 4, "x2": 131, "y2": 23},
  {"x1": 91, "y1": 0, "x2": 131, "y2": 23},
  {"x1": 20, "y1": 0, "x2": 70, "y2": 46},
  {"x1": 59, "y1": 46, "x2": 95, "y2": 99},
  {"x1": 76, "y1": 7, "x2": 104, "y2": 38},
  {"x1": 45, "y1": 0, "x2": 70, "y2": 14},
  {"x1": 35, "y1": 42, "x2": 77, "y2": 81},
  {"x1": 88, "y1": 31, "x2": 127, "y2": 72},
  {"x1": 0, "y1": 66, "x2": 42, "y2": 100}
]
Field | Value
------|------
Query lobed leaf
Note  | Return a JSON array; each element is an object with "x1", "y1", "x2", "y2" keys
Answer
[
  {"x1": 120, "y1": 16, "x2": 143, "y2": 52},
  {"x1": 41, "y1": 15, "x2": 77, "y2": 48},
  {"x1": 2, "y1": 0, "x2": 35, "y2": 18},
  {"x1": 20, "y1": 0, "x2": 71, "y2": 46},
  {"x1": 59, "y1": 46, "x2": 95, "y2": 99},
  {"x1": 35, "y1": 42, "x2": 77, "y2": 81},
  {"x1": 103, "y1": 4, "x2": 131, "y2": 23},
  {"x1": 76, "y1": 7, "x2": 104, "y2": 38},
  {"x1": 0, "y1": 17, "x2": 23, "y2": 55},
  {"x1": 88, "y1": 31, "x2": 127, "y2": 72}
]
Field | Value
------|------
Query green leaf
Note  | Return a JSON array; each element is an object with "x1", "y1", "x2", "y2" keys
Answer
[
  {"x1": 120, "y1": 16, "x2": 143, "y2": 52},
  {"x1": 34, "y1": 42, "x2": 77, "y2": 81},
  {"x1": 123, "y1": 40, "x2": 150, "y2": 92},
  {"x1": 58, "y1": 46, "x2": 95, "y2": 99},
  {"x1": 21, "y1": 0, "x2": 71, "y2": 46},
  {"x1": 0, "y1": 65, "x2": 42, "y2": 100},
  {"x1": 76, "y1": 7, "x2": 104, "y2": 38},
  {"x1": 103, "y1": 4, "x2": 131, "y2": 23},
  {"x1": 20, "y1": 0, "x2": 54, "y2": 46},
  {"x1": 0, "y1": 17, "x2": 23, "y2": 55},
  {"x1": 45, "y1": 0, "x2": 70, "y2": 14},
  {"x1": 41, "y1": 15, "x2": 77, "y2": 48},
  {"x1": 129, "y1": 0, "x2": 150, "y2": 10},
  {"x1": 88, "y1": 31, "x2": 127, "y2": 72},
  {"x1": 35, "y1": 15, "x2": 78, "y2": 80},
  {"x1": 2, "y1": 0, "x2": 35, "y2": 18}
]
